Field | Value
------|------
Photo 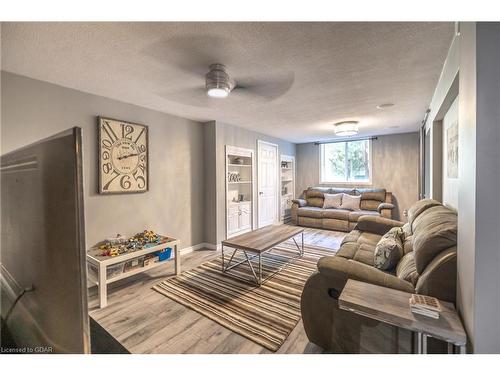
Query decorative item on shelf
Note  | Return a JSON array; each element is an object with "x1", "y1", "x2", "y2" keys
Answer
[
  {"x1": 409, "y1": 294, "x2": 442, "y2": 319},
  {"x1": 238, "y1": 194, "x2": 244, "y2": 202},
  {"x1": 233, "y1": 157, "x2": 244, "y2": 165},
  {"x1": 98, "y1": 229, "x2": 170, "y2": 257},
  {"x1": 281, "y1": 161, "x2": 288, "y2": 168},
  {"x1": 228, "y1": 190, "x2": 238, "y2": 202},
  {"x1": 228, "y1": 171, "x2": 241, "y2": 182}
]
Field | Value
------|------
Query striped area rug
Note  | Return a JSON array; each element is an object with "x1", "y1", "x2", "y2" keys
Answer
[{"x1": 153, "y1": 241, "x2": 335, "y2": 351}]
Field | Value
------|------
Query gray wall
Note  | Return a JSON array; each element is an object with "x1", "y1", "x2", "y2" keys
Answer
[
  {"x1": 210, "y1": 121, "x2": 296, "y2": 245},
  {"x1": 427, "y1": 22, "x2": 500, "y2": 353},
  {"x1": 296, "y1": 132, "x2": 420, "y2": 221},
  {"x1": 1, "y1": 72, "x2": 205, "y2": 249},
  {"x1": 473, "y1": 22, "x2": 500, "y2": 353}
]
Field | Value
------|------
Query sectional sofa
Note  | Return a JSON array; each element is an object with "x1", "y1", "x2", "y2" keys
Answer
[
  {"x1": 300, "y1": 199, "x2": 457, "y2": 353},
  {"x1": 291, "y1": 187, "x2": 395, "y2": 232}
]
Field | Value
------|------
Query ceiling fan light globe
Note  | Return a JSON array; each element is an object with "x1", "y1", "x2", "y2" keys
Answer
[
  {"x1": 334, "y1": 121, "x2": 359, "y2": 137},
  {"x1": 207, "y1": 87, "x2": 230, "y2": 98}
]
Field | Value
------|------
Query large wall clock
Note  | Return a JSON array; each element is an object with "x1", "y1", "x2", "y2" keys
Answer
[{"x1": 98, "y1": 117, "x2": 149, "y2": 194}]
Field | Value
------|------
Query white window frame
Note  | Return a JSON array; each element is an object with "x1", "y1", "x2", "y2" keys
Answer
[{"x1": 319, "y1": 139, "x2": 373, "y2": 185}]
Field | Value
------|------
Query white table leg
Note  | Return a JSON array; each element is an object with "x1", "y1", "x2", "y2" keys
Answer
[
  {"x1": 174, "y1": 244, "x2": 181, "y2": 275},
  {"x1": 98, "y1": 263, "x2": 107, "y2": 308}
]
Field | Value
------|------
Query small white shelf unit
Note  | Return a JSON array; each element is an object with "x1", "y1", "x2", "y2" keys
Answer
[
  {"x1": 225, "y1": 145, "x2": 255, "y2": 238},
  {"x1": 280, "y1": 155, "x2": 296, "y2": 223}
]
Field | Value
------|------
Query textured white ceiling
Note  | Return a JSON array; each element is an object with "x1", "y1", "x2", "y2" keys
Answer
[{"x1": 1, "y1": 22, "x2": 453, "y2": 143}]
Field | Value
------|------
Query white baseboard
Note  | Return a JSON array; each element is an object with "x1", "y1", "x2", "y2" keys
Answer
[
  {"x1": 202, "y1": 243, "x2": 222, "y2": 251},
  {"x1": 180, "y1": 242, "x2": 219, "y2": 254}
]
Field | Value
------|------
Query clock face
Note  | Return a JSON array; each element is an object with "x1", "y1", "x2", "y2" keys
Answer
[{"x1": 98, "y1": 117, "x2": 148, "y2": 193}]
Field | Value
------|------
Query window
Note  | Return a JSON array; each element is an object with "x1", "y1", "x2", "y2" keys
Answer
[{"x1": 319, "y1": 139, "x2": 371, "y2": 184}]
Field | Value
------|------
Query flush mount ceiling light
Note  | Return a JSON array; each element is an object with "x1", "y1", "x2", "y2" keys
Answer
[
  {"x1": 376, "y1": 103, "x2": 395, "y2": 109},
  {"x1": 206, "y1": 63, "x2": 234, "y2": 98},
  {"x1": 334, "y1": 121, "x2": 359, "y2": 136}
]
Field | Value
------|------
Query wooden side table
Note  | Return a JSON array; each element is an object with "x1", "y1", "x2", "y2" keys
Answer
[
  {"x1": 339, "y1": 279, "x2": 467, "y2": 354},
  {"x1": 87, "y1": 237, "x2": 180, "y2": 308}
]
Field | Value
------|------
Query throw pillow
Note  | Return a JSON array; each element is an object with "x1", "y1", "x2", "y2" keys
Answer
[
  {"x1": 396, "y1": 252, "x2": 419, "y2": 286},
  {"x1": 323, "y1": 193, "x2": 343, "y2": 209},
  {"x1": 374, "y1": 227, "x2": 404, "y2": 270},
  {"x1": 339, "y1": 194, "x2": 361, "y2": 211}
]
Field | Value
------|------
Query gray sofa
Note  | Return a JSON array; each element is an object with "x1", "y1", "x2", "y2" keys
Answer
[
  {"x1": 300, "y1": 199, "x2": 457, "y2": 353},
  {"x1": 291, "y1": 187, "x2": 394, "y2": 232}
]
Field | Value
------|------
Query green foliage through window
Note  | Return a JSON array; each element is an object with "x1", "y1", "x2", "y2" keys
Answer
[{"x1": 320, "y1": 140, "x2": 370, "y2": 183}]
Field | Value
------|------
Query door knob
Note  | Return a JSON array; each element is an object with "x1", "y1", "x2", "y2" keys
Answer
[{"x1": 259, "y1": 192, "x2": 263, "y2": 195}]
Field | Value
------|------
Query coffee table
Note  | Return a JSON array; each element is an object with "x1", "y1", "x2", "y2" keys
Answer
[{"x1": 221, "y1": 225, "x2": 304, "y2": 285}]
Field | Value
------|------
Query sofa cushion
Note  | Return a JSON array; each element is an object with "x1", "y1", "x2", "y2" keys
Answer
[
  {"x1": 336, "y1": 242, "x2": 359, "y2": 259},
  {"x1": 341, "y1": 229, "x2": 382, "y2": 247},
  {"x1": 340, "y1": 194, "x2": 361, "y2": 211},
  {"x1": 305, "y1": 187, "x2": 330, "y2": 207},
  {"x1": 396, "y1": 252, "x2": 419, "y2": 286},
  {"x1": 374, "y1": 227, "x2": 404, "y2": 270},
  {"x1": 407, "y1": 198, "x2": 441, "y2": 227},
  {"x1": 360, "y1": 199, "x2": 382, "y2": 211},
  {"x1": 352, "y1": 244, "x2": 376, "y2": 266},
  {"x1": 322, "y1": 208, "x2": 349, "y2": 220},
  {"x1": 356, "y1": 188, "x2": 386, "y2": 202},
  {"x1": 297, "y1": 206, "x2": 324, "y2": 219},
  {"x1": 323, "y1": 193, "x2": 343, "y2": 209},
  {"x1": 412, "y1": 205, "x2": 457, "y2": 274},
  {"x1": 306, "y1": 197, "x2": 324, "y2": 207},
  {"x1": 403, "y1": 236, "x2": 414, "y2": 254},
  {"x1": 306, "y1": 187, "x2": 330, "y2": 198},
  {"x1": 348, "y1": 210, "x2": 379, "y2": 222},
  {"x1": 331, "y1": 188, "x2": 356, "y2": 195},
  {"x1": 402, "y1": 222, "x2": 412, "y2": 237}
]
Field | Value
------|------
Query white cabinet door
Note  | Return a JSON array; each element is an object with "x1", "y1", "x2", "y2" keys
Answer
[
  {"x1": 239, "y1": 206, "x2": 251, "y2": 230},
  {"x1": 227, "y1": 212, "x2": 240, "y2": 234}
]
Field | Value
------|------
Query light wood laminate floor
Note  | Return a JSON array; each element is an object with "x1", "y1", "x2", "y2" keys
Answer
[{"x1": 88, "y1": 226, "x2": 345, "y2": 354}]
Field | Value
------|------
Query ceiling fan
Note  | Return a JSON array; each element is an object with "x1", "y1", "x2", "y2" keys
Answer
[
  {"x1": 201, "y1": 62, "x2": 294, "y2": 101},
  {"x1": 149, "y1": 35, "x2": 295, "y2": 105}
]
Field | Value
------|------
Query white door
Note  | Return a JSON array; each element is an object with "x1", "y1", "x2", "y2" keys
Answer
[{"x1": 258, "y1": 141, "x2": 278, "y2": 227}]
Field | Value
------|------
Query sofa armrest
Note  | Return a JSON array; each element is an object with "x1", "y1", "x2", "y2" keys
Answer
[
  {"x1": 317, "y1": 256, "x2": 414, "y2": 294},
  {"x1": 292, "y1": 198, "x2": 307, "y2": 207},
  {"x1": 355, "y1": 215, "x2": 404, "y2": 235},
  {"x1": 377, "y1": 202, "x2": 395, "y2": 213}
]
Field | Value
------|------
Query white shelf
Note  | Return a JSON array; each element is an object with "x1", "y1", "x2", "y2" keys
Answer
[
  {"x1": 226, "y1": 145, "x2": 254, "y2": 240},
  {"x1": 106, "y1": 259, "x2": 171, "y2": 284},
  {"x1": 280, "y1": 154, "x2": 295, "y2": 222}
]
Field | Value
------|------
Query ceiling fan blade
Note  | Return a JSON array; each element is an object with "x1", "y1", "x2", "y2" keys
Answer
[
  {"x1": 145, "y1": 34, "x2": 243, "y2": 77},
  {"x1": 234, "y1": 71, "x2": 295, "y2": 101}
]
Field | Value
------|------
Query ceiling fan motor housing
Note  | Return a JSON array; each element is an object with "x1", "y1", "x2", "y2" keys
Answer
[{"x1": 205, "y1": 63, "x2": 233, "y2": 95}]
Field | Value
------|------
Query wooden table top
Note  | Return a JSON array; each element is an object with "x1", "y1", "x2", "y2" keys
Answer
[
  {"x1": 339, "y1": 279, "x2": 467, "y2": 345},
  {"x1": 222, "y1": 225, "x2": 304, "y2": 253}
]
